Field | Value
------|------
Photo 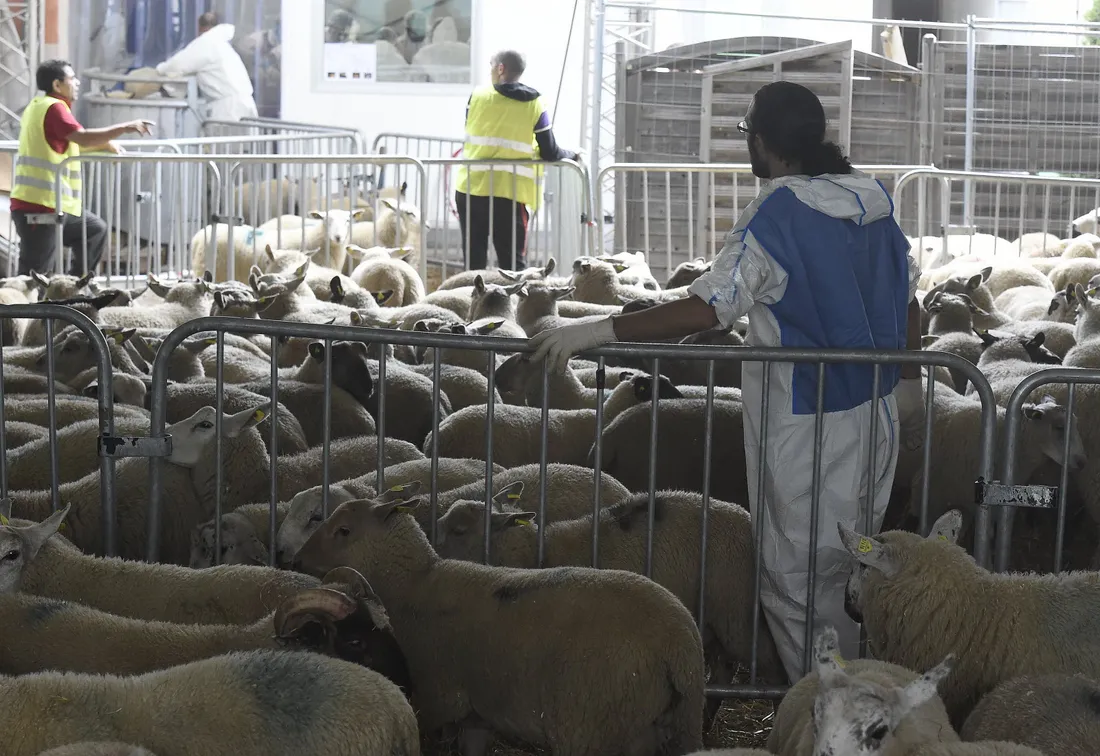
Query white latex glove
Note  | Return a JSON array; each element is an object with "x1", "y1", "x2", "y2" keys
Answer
[
  {"x1": 529, "y1": 316, "x2": 617, "y2": 374},
  {"x1": 893, "y1": 377, "x2": 926, "y2": 452}
]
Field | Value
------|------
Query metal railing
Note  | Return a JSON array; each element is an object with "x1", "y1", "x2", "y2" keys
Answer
[
  {"x1": 595, "y1": 163, "x2": 929, "y2": 282},
  {"x1": 139, "y1": 315, "x2": 997, "y2": 699},
  {"x1": 0, "y1": 303, "x2": 118, "y2": 555},
  {"x1": 204, "y1": 118, "x2": 366, "y2": 153}
]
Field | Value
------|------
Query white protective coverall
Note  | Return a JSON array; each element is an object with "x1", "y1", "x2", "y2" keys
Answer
[
  {"x1": 686, "y1": 171, "x2": 922, "y2": 681},
  {"x1": 156, "y1": 23, "x2": 259, "y2": 122}
]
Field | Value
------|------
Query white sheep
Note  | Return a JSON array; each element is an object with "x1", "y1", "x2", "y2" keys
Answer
[
  {"x1": 1013, "y1": 231, "x2": 1063, "y2": 257},
  {"x1": 188, "y1": 511, "x2": 270, "y2": 568},
  {"x1": 435, "y1": 258, "x2": 558, "y2": 291},
  {"x1": 994, "y1": 284, "x2": 1075, "y2": 323},
  {"x1": 1059, "y1": 233, "x2": 1099, "y2": 258},
  {"x1": 767, "y1": 625, "x2": 960, "y2": 756},
  {"x1": 1073, "y1": 207, "x2": 1100, "y2": 235},
  {"x1": 291, "y1": 493, "x2": 706, "y2": 755},
  {"x1": 960, "y1": 673, "x2": 1100, "y2": 755},
  {"x1": 189, "y1": 223, "x2": 267, "y2": 284},
  {"x1": 422, "y1": 285, "x2": 473, "y2": 319},
  {"x1": 0, "y1": 649, "x2": 419, "y2": 756},
  {"x1": 1063, "y1": 283, "x2": 1100, "y2": 369},
  {"x1": 1048, "y1": 257, "x2": 1100, "y2": 292},
  {"x1": 257, "y1": 207, "x2": 368, "y2": 272},
  {"x1": 839, "y1": 509, "x2": 1100, "y2": 729},
  {"x1": 346, "y1": 245, "x2": 425, "y2": 307},
  {"x1": 572, "y1": 258, "x2": 687, "y2": 305},
  {"x1": 349, "y1": 197, "x2": 423, "y2": 268}
]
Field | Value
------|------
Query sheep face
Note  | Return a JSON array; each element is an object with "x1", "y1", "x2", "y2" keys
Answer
[
  {"x1": 838, "y1": 511, "x2": 964, "y2": 625},
  {"x1": 30, "y1": 270, "x2": 94, "y2": 301},
  {"x1": 0, "y1": 503, "x2": 70, "y2": 594},
  {"x1": 470, "y1": 274, "x2": 523, "y2": 320},
  {"x1": 433, "y1": 484, "x2": 531, "y2": 560},
  {"x1": 306, "y1": 339, "x2": 375, "y2": 408},
  {"x1": 82, "y1": 373, "x2": 148, "y2": 407},
  {"x1": 667, "y1": 257, "x2": 713, "y2": 289},
  {"x1": 278, "y1": 483, "x2": 366, "y2": 566},
  {"x1": 38, "y1": 327, "x2": 134, "y2": 383},
  {"x1": 1025, "y1": 395, "x2": 1087, "y2": 471},
  {"x1": 291, "y1": 487, "x2": 425, "y2": 577},
  {"x1": 307, "y1": 208, "x2": 364, "y2": 249},
  {"x1": 810, "y1": 627, "x2": 955, "y2": 756},
  {"x1": 166, "y1": 404, "x2": 271, "y2": 468},
  {"x1": 189, "y1": 513, "x2": 270, "y2": 568},
  {"x1": 211, "y1": 288, "x2": 262, "y2": 317}
]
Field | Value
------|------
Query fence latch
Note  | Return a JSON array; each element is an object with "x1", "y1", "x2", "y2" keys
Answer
[
  {"x1": 134, "y1": 191, "x2": 153, "y2": 203},
  {"x1": 974, "y1": 477, "x2": 1056, "y2": 510},
  {"x1": 98, "y1": 434, "x2": 172, "y2": 458}
]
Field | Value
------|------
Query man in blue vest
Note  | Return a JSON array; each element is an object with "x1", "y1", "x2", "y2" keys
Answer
[
  {"x1": 455, "y1": 49, "x2": 580, "y2": 271},
  {"x1": 529, "y1": 81, "x2": 927, "y2": 682},
  {"x1": 10, "y1": 59, "x2": 151, "y2": 276}
]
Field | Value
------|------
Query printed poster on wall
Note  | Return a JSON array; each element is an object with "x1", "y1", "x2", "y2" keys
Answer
[{"x1": 323, "y1": 42, "x2": 378, "y2": 83}]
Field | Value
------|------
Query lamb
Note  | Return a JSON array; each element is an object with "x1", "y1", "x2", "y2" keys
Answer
[
  {"x1": 412, "y1": 318, "x2": 521, "y2": 377},
  {"x1": 80, "y1": 372, "x2": 149, "y2": 408},
  {"x1": 27, "y1": 270, "x2": 94, "y2": 301},
  {"x1": 3, "y1": 421, "x2": 49, "y2": 449},
  {"x1": 6, "y1": 414, "x2": 152, "y2": 489},
  {"x1": 98, "y1": 278, "x2": 212, "y2": 331},
  {"x1": 994, "y1": 284, "x2": 1075, "y2": 323},
  {"x1": 0, "y1": 649, "x2": 420, "y2": 756},
  {"x1": 902, "y1": 390, "x2": 1084, "y2": 531},
  {"x1": 163, "y1": 383, "x2": 310, "y2": 456},
  {"x1": 667, "y1": 257, "x2": 713, "y2": 289},
  {"x1": 515, "y1": 281, "x2": 606, "y2": 337},
  {"x1": 254, "y1": 245, "x2": 349, "y2": 301},
  {"x1": 839, "y1": 508, "x2": 1100, "y2": 728},
  {"x1": 8, "y1": 404, "x2": 271, "y2": 563},
  {"x1": 345, "y1": 245, "x2": 425, "y2": 307},
  {"x1": 424, "y1": 403, "x2": 599, "y2": 467},
  {"x1": 1063, "y1": 283, "x2": 1100, "y2": 369},
  {"x1": 422, "y1": 285, "x2": 473, "y2": 319},
  {"x1": 435, "y1": 258, "x2": 558, "y2": 290},
  {"x1": 494, "y1": 352, "x2": 605, "y2": 409},
  {"x1": 1059, "y1": 234, "x2": 1099, "y2": 258},
  {"x1": 20, "y1": 290, "x2": 128, "y2": 346},
  {"x1": 238, "y1": 375, "x2": 379, "y2": 448},
  {"x1": 1048, "y1": 257, "x2": 1100, "y2": 292},
  {"x1": 1014, "y1": 231, "x2": 1062, "y2": 257},
  {"x1": 5, "y1": 502, "x2": 319, "y2": 626},
  {"x1": 968, "y1": 331, "x2": 1061, "y2": 404},
  {"x1": 189, "y1": 223, "x2": 269, "y2": 284},
  {"x1": 767, "y1": 626, "x2": 959, "y2": 756},
  {"x1": 585, "y1": 251, "x2": 660, "y2": 290},
  {"x1": 960, "y1": 673, "x2": 1100, "y2": 756},
  {"x1": 594, "y1": 399, "x2": 749, "y2": 503},
  {"x1": 435, "y1": 489, "x2": 787, "y2": 724},
  {"x1": 291, "y1": 493, "x2": 706, "y2": 756},
  {"x1": 923, "y1": 292, "x2": 982, "y2": 336},
  {"x1": 257, "y1": 207, "x2": 367, "y2": 272},
  {"x1": 189, "y1": 511, "x2": 271, "y2": 568},
  {"x1": 3, "y1": 395, "x2": 148, "y2": 428},
  {"x1": 572, "y1": 258, "x2": 688, "y2": 305},
  {"x1": 405, "y1": 362, "x2": 499, "y2": 411},
  {"x1": 468, "y1": 274, "x2": 525, "y2": 320},
  {"x1": 35, "y1": 744, "x2": 155, "y2": 756}
]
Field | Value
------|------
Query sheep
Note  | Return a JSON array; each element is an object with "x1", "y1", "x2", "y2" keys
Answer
[
  {"x1": 436, "y1": 258, "x2": 558, "y2": 290},
  {"x1": 515, "y1": 281, "x2": 607, "y2": 337},
  {"x1": 80, "y1": 372, "x2": 149, "y2": 408},
  {"x1": 1014, "y1": 231, "x2": 1062, "y2": 257},
  {"x1": 7, "y1": 405, "x2": 272, "y2": 564},
  {"x1": 3, "y1": 396, "x2": 148, "y2": 428},
  {"x1": 27, "y1": 270, "x2": 94, "y2": 301},
  {"x1": 422, "y1": 285, "x2": 473, "y2": 319},
  {"x1": 6, "y1": 503, "x2": 319, "y2": 626},
  {"x1": 20, "y1": 290, "x2": 128, "y2": 346},
  {"x1": 6, "y1": 414, "x2": 152, "y2": 489},
  {"x1": 667, "y1": 257, "x2": 713, "y2": 289},
  {"x1": 902, "y1": 391, "x2": 1084, "y2": 532},
  {"x1": 291, "y1": 493, "x2": 706, "y2": 756},
  {"x1": 767, "y1": 626, "x2": 960, "y2": 756},
  {"x1": 435, "y1": 489, "x2": 787, "y2": 725},
  {"x1": 995, "y1": 284, "x2": 1076, "y2": 323},
  {"x1": 349, "y1": 197, "x2": 423, "y2": 268},
  {"x1": 468, "y1": 274, "x2": 524, "y2": 321},
  {"x1": 35, "y1": 744, "x2": 155, "y2": 756},
  {"x1": 1049, "y1": 257, "x2": 1100, "y2": 292},
  {"x1": 98, "y1": 278, "x2": 212, "y2": 331},
  {"x1": 1059, "y1": 234, "x2": 1099, "y2": 258},
  {"x1": 839, "y1": 508, "x2": 1100, "y2": 729},
  {"x1": 348, "y1": 301, "x2": 461, "y2": 332},
  {"x1": 257, "y1": 208, "x2": 367, "y2": 272},
  {"x1": 0, "y1": 503, "x2": 69, "y2": 594},
  {"x1": 253, "y1": 245, "x2": 350, "y2": 302},
  {"x1": 402, "y1": 362, "x2": 498, "y2": 411},
  {"x1": 0, "y1": 649, "x2": 420, "y2": 756},
  {"x1": 1063, "y1": 283, "x2": 1100, "y2": 369},
  {"x1": 594, "y1": 399, "x2": 749, "y2": 503},
  {"x1": 572, "y1": 258, "x2": 688, "y2": 305},
  {"x1": 238, "y1": 377, "x2": 378, "y2": 448},
  {"x1": 557, "y1": 299, "x2": 622, "y2": 318},
  {"x1": 967, "y1": 330, "x2": 1063, "y2": 404},
  {"x1": 0, "y1": 283, "x2": 29, "y2": 344},
  {"x1": 424, "y1": 402, "x2": 598, "y2": 468},
  {"x1": 189, "y1": 223, "x2": 271, "y2": 284},
  {"x1": 960, "y1": 674, "x2": 1100, "y2": 756},
  {"x1": 925, "y1": 291, "x2": 983, "y2": 336},
  {"x1": 585, "y1": 251, "x2": 660, "y2": 290},
  {"x1": 3, "y1": 421, "x2": 49, "y2": 449},
  {"x1": 163, "y1": 383, "x2": 310, "y2": 456},
  {"x1": 494, "y1": 352, "x2": 607, "y2": 409},
  {"x1": 188, "y1": 511, "x2": 271, "y2": 568},
  {"x1": 411, "y1": 318, "x2": 520, "y2": 377},
  {"x1": 345, "y1": 245, "x2": 425, "y2": 307},
  {"x1": 0, "y1": 366, "x2": 77, "y2": 395}
]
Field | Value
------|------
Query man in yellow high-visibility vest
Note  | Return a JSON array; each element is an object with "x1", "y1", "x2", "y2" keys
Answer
[
  {"x1": 10, "y1": 60, "x2": 152, "y2": 276},
  {"x1": 455, "y1": 49, "x2": 580, "y2": 271}
]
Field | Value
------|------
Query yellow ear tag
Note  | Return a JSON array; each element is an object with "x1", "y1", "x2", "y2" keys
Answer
[
  {"x1": 938, "y1": 534, "x2": 949, "y2": 542},
  {"x1": 58, "y1": 522, "x2": 67, "y2": 532},
  {"x1": 857, "y1": 537, "x2": 874, "y2": 554},
  {"x1": 507, "y1": 493, "x2": 521, "y2": 500},
  {"x1": 395, "y1": 505, "x2": 414, "y2": 513},
  {"x1": 833, "y1": 653, "x2": 847, "y2": 668},
  {"x1": 111, "y1": 333, "x2": 126, "y2": 344},
  {"x1": 389, "y1": 483, "x2": 409, "y2": 492},
  {"x1": 253, "y1": 410, "x2": 266, "y2": 423},
  {"x1": 0, "y1": 514, "x2": 8, "y2": 526},
  {"x1": 204, "y1": 337, "x2": 218, "y2": 345},
  {"x1": 515, "y1": 519, "x2": 532, "y2": 526}
]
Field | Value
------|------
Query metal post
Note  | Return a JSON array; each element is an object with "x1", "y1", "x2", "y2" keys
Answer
[
  {"x1": 589, "y1": 0, "x2": 606, "y2": 203},
  {"x1": 963, "y1": 14, "x2": 976, "y2": 228}
]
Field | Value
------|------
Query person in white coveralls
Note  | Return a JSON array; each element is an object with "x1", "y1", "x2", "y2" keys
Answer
[
  {"x1": 156, "y1": 12, "x2": 258, "y2": 122},
  {"x1": 529, "y1": 81, "x2": 926, "y2": 682}
]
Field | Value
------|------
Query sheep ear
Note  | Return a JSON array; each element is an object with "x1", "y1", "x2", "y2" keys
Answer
[
  {"x1": 413, "y1": 320, "x2": 429, "y2": 332},
  {"x1": 389, "y1": 247, "x2": 414, "y2": 261},
  {"x1": 111, "y1": 328, "x2": 136, "y2": 345},
  {"x1": 226, "y1": 404, "x2": 272, "y2": 437},
  {"x1": 1048, "y1": 297, "x2": 1062, "y2": 316},
  {"x1": 373, "y1": 290, "x2": 394, "y2": 305},
  {"x1": 291, "y1": 260, "x2": 310, "y2": 280},
  {"x1": 308, "y1": 211, "x2": 324, "y2": 220},
  {"x1": 632, "y1": 375, "x2": 653, "y2": 401},
  {"x1": 308, "y1": 342, "x2": 325, "y2": 363},
  {"x1": 24, "y1": 503, "x2": 71, "y2": 556},
  {"x1": 474, "y1": 319, "x2": 504, "y2": 334},
  {"x1": 813, "y1": 626, "x2": 847, "y2": 684},
  {"x1": 976, "y1": 330, "x2": 997, "y2": 347},
  {"x1": 349, "y1": 311, "x2": 364, "y2": 326},
  {"x1": 898, "y1": 654, "x2": 956, "y2": 715},
  {"x1": 612, "y1": 263, "x2": 628, "y2": 273},
  {"x1": 516, "y1": 284, "x2": 529, "y2": 299},
  {"x1": 492, "y1": 511, "x2": 537, "y2": 530},
  {"x1": 399, "y1": 180, "x2": 407, "y2": 195},
  {"x1": 147, "y1": 279, "x2": 171, "y2": 298},
  {"x1": 926, "y1": 510, "x2": 963, "y2": 544},
  {"x1": 372, "y1": 496, "x2": 422, "y2": 521},
  {"x1": 553, "y1": 286, "x2": 576, "y2": 300},
  {"x1": 29, "y1": 270, "x2": 48, "y2": 288},
  {"x1": 492, "y1": 480, "x2": 524, "y2": 506},
  {"x1": 0, "y1": 497, "x2": 11, "y2": 523},
  {"x1": 504, "y1": 282, "x2": 526, "y2": 296},
  {"x1": 76, "y1": 271, "x2": 95, "y2": 289},
  {"x1": 920, "y1": 335, "x2": 939, "y2": 348},
  {"x1": 380, "y1": 197, "x2": 397, "y2": 211},
  {"x1": 498, "y1": 269, "x2": 521, "y2": 282},
  {"x1": 202, "y1": 269, "x2": 214, "y2": 283},
  {"x1": 542, "y1": 257, "x2": 556, "y2": 275},
  {"x1": 330, "y1": 276, "x2": 345, "y2": 301},
  {"x1": 345, "y1": 244, "x2": 362, "y2": 259},
  {"x1": 213, "y1": 291, "x2": 226, "y2": 311},
  {"x1": 473, "y1": 274, "x2": 485, "y2": 293},
  {"x1": 1027, "y1": 331, "x2": 1046, "y2": 348},
  {"x1": 264, "y1": 245, "x2": 276, "y2": 264},
  {"x1": 256, "y1": 292, "x2": 280, "y2": 309},
  {"x1": 351, "y1": 208, "x2": 370, "y2": 221},
  {"x1": 380, "y1": 480, "x2": 422, "y2": 502},
  {"x1": 837, "y1": 523, "x2": 898, "y2": 577}
]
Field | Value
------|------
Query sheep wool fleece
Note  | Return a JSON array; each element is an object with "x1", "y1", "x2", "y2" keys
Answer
[{"x1": 688, "y1": 171, "x2": 920, "y2": 680}]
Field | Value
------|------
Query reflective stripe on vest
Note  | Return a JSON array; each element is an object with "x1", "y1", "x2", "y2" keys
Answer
[
  {"x1": 456, "y1": 85, "x2": 544, "y2": 210},
  {"x1": 11, "y1": 95, "x2": 82, "y2": 215}
]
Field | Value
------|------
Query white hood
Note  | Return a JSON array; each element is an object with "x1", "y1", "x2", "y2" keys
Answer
[
  {"x1": 772, "y1": 171, "x2": 895, "y2": 227},
  {"x1": 206, "y1": 24, "x2": 236, "y2": 43}
]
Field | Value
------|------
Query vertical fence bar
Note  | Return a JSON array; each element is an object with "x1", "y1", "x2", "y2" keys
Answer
[{"x1": 802, "y1": 362, "x2": 827, "y2": 674}]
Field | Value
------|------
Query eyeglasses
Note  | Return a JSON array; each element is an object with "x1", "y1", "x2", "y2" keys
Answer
[{"x1": 737, "y1": 120, "x2": 752, "y2": 135}]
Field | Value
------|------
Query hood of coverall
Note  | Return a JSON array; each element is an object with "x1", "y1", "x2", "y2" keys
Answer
[
  {"x1": 773, "y1": 172, "x2": 896, "y2": 227},
  {"x1": 204, "y1": 24, "x2": 237, "y2": 43}
]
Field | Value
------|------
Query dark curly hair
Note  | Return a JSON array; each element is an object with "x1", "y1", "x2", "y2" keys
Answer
[{"x1": 747, "y1": 81, "x2": 853, "y2": 176}]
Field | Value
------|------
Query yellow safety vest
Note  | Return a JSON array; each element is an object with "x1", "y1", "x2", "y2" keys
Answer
[
  {"x1": 455, "y1": 85, "x2": 544, "y2": 211},
  {"x1": 11, "y1": 95, "x2": 82, "y2": 215}
]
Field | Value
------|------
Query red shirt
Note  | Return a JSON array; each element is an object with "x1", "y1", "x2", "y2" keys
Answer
[{"x1": 11, "y1": 95, "x2": 83, "y2": 214}]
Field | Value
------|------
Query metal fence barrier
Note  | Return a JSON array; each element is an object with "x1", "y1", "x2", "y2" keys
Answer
[
  {"x1": 0, "y1": 303, "x2": 118, "y2": 555},
  {"x1": 998, "y1": 368, "x2": 1100, "y2": 574},
  {"x1": 203, "y1": 118, "x2": 367, "y2": 154},
  {"x1": 139, "y1": 315, "x2": 997, "y2": 698},
  {"x1": 595, "y1": 163, "x2": 930, "y2": 283},
  {"x1": 895, "y1": 168, "x2": 1100, "y2": 255}
]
